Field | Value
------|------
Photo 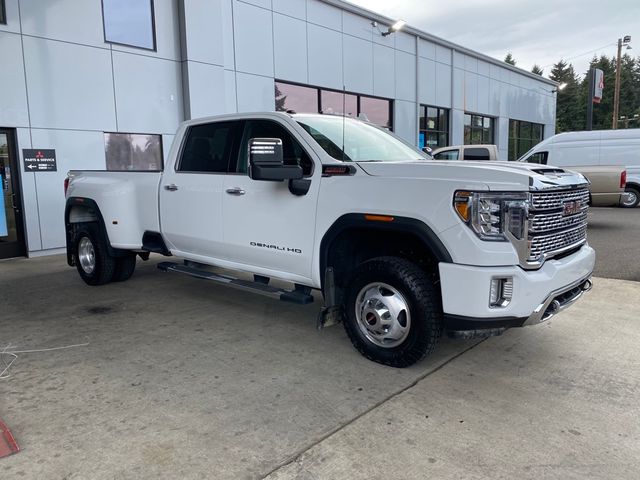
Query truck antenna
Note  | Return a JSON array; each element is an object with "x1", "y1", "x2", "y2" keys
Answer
[{"x1": 342, "y1": 85, "x2": 346, "y2": 162}]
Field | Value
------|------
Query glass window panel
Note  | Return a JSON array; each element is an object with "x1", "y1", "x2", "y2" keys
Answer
[
  {"x1": 0, "y1": 0, "x2": 6, "y2": 24},
  {"x1": 434, "y1": 150, "x2": 459, "y2": 160},
  {"x1": 482, "y1": 116, "x2": 491, "y2": 129},
  {"x1": 102, "y1": 0, "x2": 155, "y2": 50},
  {"x1": 438, "y1": 133, "x2": 448, "y2": 148},
  {"x1": 426, "y1": 107, "x2": 438, "y2": 130},
  {"x1": 105, "y1": 133, "x2": 162, "y2": 171},
  {"x1": 464, "y1": 125, "x2": 471, "y2": 144},
  {"x1": 419, "y1": 106, "x2": 427, "y2": 130},
  {"x1": 359, "y1": 96, "x2": 391, "y2": 128},
  {"x1": 425, "y1": 132, "x2": 439, "y2": 149},
  {"x1": 531, "y1": 123, "x2": 542, "y2": 140},
  {"x1": 520, "y1": 122, "x2": 531, "y2": 139},
  {"x1": 275, "y1": 82, "x2": 319, "y2": 114},
  {"x1": 464, "y1": 114, "x2": 471, "y2": 126},
  {"x1": 508, "y1": 139, "x2": 517, "y2": 161},
  {"x1": 178, "y1": 122, "x2": 237, "y2": 173},
  {"x1": 321, "y1": 90, "x2": 357, "y2": 117},
  {"x1": 471, "y1": 128, "x2": 482, "y2": 144},
  {"x1": 439, "y1": 109, "x2": 448, "y2": 133},
  {"x1": 509, "y1": 119, "x2": 517, "y2": 139},
  {"x1": 472, "y1": 115, "x2": 483, "y2": 128},
  {"x1": 483, "y1": 126, "x2": 493, "y2": 143}
]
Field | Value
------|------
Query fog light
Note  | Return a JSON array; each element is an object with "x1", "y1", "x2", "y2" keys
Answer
[{"x1": 489, "y1": 277, "x2": 513, "y2": 308}]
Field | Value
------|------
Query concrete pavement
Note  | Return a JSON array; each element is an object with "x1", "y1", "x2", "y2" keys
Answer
[{"x1": 1, "y1": 256, "x2": 639, "y2": 479}]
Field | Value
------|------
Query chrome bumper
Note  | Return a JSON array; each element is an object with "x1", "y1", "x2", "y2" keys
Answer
[{"x1": 524, "y1": 274, "x2": 593, "y2": 326}]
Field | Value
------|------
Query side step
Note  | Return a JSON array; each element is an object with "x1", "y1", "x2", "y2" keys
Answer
[{"x1": 157, "y1": 262, "x2": 314, "y2": 305}]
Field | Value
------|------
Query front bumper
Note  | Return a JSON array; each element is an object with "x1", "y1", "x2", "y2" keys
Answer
[{"x1": 439, "y1": 245, "x2": 595, "y2": 331}]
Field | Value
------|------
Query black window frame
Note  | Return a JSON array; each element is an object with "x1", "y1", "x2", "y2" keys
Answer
[
  {"x1": 104, "y1": 131, "x2": 164, "y2": 172},
  {"x1": 0, "y1": 0, "x2": 6, "y2": 25},
  {"x1": 275, "y1": 80, "x2": 394, "y2": 130},
  {"x1": 419, "y1": 105, "x2": 450, "y2": 150},
  {"x1": 101, "y1": 0, "x2": 157, "y2": 52},
  {"x1": 463, "y1": 113, "x2": 495, "y2": 145},
  {"x1": 176, "y1": 121, "x2": 242, "y2": 174},
  {"x1": 508, "y1": 119, "x2": 544, "y2": 161}
]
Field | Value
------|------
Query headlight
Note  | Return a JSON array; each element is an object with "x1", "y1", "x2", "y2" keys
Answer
[{"x1": 453, "y1": 191, "x2": 529, "y2": 241}]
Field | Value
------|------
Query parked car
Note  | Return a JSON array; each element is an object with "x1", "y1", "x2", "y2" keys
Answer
[
  {"x1": 64, "y1": 113, "x2": 594, "y2": 367},
  {"x1": 431, "y1": 144, "x2": 498, "y2": 161},
  {"x1": 518, "y1": 129, "x2": 640, "y2": 207}
]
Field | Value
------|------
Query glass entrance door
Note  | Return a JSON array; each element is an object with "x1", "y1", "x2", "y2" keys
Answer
[{"x1": 0, "y1": 129, "x2": 26, "y2": 258}]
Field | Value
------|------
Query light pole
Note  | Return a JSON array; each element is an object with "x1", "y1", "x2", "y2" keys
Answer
[{"x1": 612, "y1": 35, "x2": 632, "y2": 129}]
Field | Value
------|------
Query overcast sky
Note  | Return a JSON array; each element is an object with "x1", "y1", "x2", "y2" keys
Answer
[{"x1": 347, "y1": 0, "x2": 640, "y2": 78}]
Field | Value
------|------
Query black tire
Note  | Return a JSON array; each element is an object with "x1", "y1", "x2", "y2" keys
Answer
[
  {"x1": 73, "y1": 223, "x2": 116, "y2": 286},
  {"x1": 112, "y1": 253, "x2": 137, "y2": 282},
  {"x1": 621, "y1": 185, "x2": 640, "y2": 208},
  {"x1": 343, "y1": 256, "x2": 442, "y2": 368}
]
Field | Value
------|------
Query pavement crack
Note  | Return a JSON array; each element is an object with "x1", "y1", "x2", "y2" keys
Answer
[{"x1": 260, "y1": 338, "x2": 488, "y2": 479}]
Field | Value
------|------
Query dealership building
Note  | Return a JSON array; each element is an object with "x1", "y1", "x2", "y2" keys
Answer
[{"x1": 0, "y1": 0, "x2": 557, "y2": 259}]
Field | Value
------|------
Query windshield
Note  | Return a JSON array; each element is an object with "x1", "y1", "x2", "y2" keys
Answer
[{"x1": 296, "y1": 115, "x2": 428, "y2": 162}]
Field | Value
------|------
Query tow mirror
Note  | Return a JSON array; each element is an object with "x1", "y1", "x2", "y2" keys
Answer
[{"x1": 249, "y1": 138, "x2": 303, "y2": 181}]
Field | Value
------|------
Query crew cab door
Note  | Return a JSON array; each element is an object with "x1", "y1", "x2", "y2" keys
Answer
[
  {"x1": 160, "y1": 120, "x2": 241, "y2": 258},
  {"x1": 222, "y1": 119, "x2": 319, "y2": 281}
]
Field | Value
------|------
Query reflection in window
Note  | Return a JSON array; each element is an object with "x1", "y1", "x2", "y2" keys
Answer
[
  {"x1": 419, "y1": 105, "x2": 449, "y2": 149},
  {"x1": 105, "y1": 133, "x2": 163, "y2": 171},
  {"x1": 508, "y1": 119, "x2": 544, "y2": 160},
  {"x1": 275, "y1": 81, "x2": 393, "y2": 129},
  {"x1": 275, "y1": 83, "x2": 319, "y2": 114},
  {"x1": 464, "y1": 113, "x2": 495, "y2": 145},
  {"x1": 102, "y1": 0, "x2": 155, "y2": 50},
  {"x1": 321, "y1": 90, "x2": 357, "y2": 117},
  {"x1": 178, "y1": 122, "x2": 237, "y2": 173}
]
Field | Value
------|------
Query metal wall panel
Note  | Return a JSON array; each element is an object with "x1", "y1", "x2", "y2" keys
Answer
[
  {"x1": 22, "y1": 36, "x2": 116, "y2": 131},
  {"x1": 273, "y1": 13, "x2": 308, "y2": 84}
]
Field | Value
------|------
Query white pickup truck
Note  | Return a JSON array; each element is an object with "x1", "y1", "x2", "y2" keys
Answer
[{"x1": 65, "y1": 113, "x2": 595, "y2": 367}]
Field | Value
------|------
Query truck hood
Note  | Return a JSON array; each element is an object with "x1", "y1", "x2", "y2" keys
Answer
[{"x1": 355, "y1": 160, "x2": 589, "y2": 191}]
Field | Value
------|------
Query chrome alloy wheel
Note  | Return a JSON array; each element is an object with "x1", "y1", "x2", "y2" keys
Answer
[
  {"x1": 621, "y1": 189, "x2": 638, "y2": 208},
  {"x1": 355, "y1": 282, "x2": 411, "y2": 348},
  {"x1": 78, "y1": 236, "x2": 96, "y2": 274}
]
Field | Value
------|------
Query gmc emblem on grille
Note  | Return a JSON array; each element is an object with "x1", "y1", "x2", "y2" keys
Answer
[{"x1": 563, "y1": 200, "x2": 582, "y2": 216}]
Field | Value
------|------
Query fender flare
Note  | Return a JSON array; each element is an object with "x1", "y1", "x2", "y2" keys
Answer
[
  {"x1": 65, "y1": 197, "x2": 126, "y2": 265},
  {"x1": 319, "y1": 213, "x2": 453, "y2": 288}
]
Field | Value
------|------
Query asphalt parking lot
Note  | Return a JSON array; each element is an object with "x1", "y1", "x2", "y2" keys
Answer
[
  {"x1": 1, "y1": 211, "x2": 639, "y2": 479},
  {"x1": 587, "y1": 207, "x2": 640, "y2": 282}
]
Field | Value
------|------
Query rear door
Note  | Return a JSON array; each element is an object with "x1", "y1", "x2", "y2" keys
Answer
[
  {"x1": 159, "y1": 120, "x2": 241, "y2": 259},
  {"x1": 221, "y1": 118, "x2": 320, "y2": 280}
]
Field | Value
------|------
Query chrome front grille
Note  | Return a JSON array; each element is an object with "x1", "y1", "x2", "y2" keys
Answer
[
  {"x1": 530, "y1": 188, "x2": 590, "y2": 210},
  {"x1": 526, "y1": 187, "x2": 589, "y2": 263}
]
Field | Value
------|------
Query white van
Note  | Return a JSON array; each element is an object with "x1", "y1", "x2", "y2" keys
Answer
[{"x1": 518, "y1": 129, "x2": 640, "y2": 207}]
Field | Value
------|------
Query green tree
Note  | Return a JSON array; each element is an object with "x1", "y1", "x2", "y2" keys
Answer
[
  {"x1": 549, "y1": 60, "x2": 582, "y2": 132},
  {"x1": 531, "y1": 64, "x2": 544, "y2": 75},
  {"x1": 504, "y1": 52, "x2": 516, "y2": 66}
]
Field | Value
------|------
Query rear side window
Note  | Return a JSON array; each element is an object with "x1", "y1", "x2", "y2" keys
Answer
[
  {"x1": 178, "y1": 122, "x2": 238, "y2": 173},
  {"x1": 527, "y1": 152, "x2": 548, "y2": 164},
  {"x1": 463, "y1": 148, "x2": 491, "y2": 160},
  {"x1": 233, "y1": 120, "x2": 313, "y2": 176},
  {"x1": 434, "y1": 149, "x2": 459, "y2": 160}
]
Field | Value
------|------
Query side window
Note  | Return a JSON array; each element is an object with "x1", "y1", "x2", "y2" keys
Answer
[
  {"x1": 464, "y1": 147, "x2": 491, "y2": 160},
  {"x1": 434, "y1": 149, "x2": 459, "y2": 160},
  {"x1": 528, "y1": 152, "x2": 548, "y2": 165},
  {"x1": 178, "y1": 122, "x2": 238, "y2": 173},
  {"x1": 233, "y1": 120, "x2": 313, "y2": 176}
]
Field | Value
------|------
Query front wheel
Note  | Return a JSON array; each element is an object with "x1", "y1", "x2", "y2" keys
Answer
[
  {"x1": 620, "y1": 186, "x2": 640, "y2": 208},
  {"x1": 343, "y1": 257, "x2": 442, "y2": 368},
  {"x1": 73, "y1": 224, "x2": 116, "y2": 286}
]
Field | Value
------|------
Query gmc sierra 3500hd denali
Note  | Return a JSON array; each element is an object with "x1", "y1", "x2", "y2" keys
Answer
[{"x1": 64, "y1": 113, "x2": 595, "y2": 367}]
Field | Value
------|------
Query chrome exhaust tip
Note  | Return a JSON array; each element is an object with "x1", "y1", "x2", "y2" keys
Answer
[{"x1": 582, "y1": 279, "x2": 593, "y2": 292}]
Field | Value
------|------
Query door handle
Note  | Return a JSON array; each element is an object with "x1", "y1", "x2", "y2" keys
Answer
[
  {"x1": 226, "y1": 188, "x2": 246, "y2": 196},
  {"x1": 164, "y1": 184, "x2": 179, "y2": 191}
]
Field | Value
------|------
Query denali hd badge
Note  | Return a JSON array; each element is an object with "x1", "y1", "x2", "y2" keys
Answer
[
  {"x1": 250, "y1": 242, "x2": 302, "y2": 254},
  {"x1": 562, "y1": 200, "x2": 582, "y2": 216}
]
